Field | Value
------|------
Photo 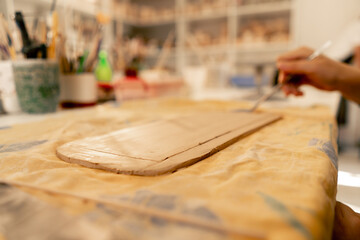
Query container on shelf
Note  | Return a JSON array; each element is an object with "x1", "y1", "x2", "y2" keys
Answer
[
  {"x1": 113, "y1": 76, "x2": 147, "y2": 102},
  {"x1": 0, "y1": 61, "x2": 21, "y2": 114},
  {"x1": 13, "y1": 60, "x2": 60, "y2": 114},
  {"x1": 59, "y1": 73, "x2": 98, "y2": 109}
]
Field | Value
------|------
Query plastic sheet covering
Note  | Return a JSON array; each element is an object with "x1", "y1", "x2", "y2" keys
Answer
[{"x1": 0, "y1": 99, "x2": 338, "y2": 240}]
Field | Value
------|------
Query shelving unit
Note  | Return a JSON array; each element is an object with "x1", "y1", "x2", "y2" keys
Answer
[
  {"x1": 237, "y1": 1, "x2": 292, "y2": 15},
  {"x1": 113, "y1": 0, "x2": 294, "y2": 75},
  {"x1": 2, "y1": 0, "x2": 294, "y2": 77},
  {"x1": 10, "y1": 0, "x2": 103, "y2": 17},
  {"x1": 2, "y1": 0, "x2": 115, "y2": 61}
]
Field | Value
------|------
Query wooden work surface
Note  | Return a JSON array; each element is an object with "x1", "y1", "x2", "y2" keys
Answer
[{"x1": 0, "y1": 99, "x2": 338, "y2": 240}]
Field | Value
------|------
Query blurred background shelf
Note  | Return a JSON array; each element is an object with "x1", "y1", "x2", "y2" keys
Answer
[
  {"x1": 184, "y1": 9, "x2": 228, "y2": 21},
  {"x1": 112, "y1": 0, "x2": 294, "y2": 74},
  {"x1": 237, "y1": 1, "x2": 292, "y2": 16},
  {"x1": 116, "y1": 16, "x2": 176, "y2": 27},
  {"x1": 12, "y1": 0, "x2": 101, "y2": 16}
]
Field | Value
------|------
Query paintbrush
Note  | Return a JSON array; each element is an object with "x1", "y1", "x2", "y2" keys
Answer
[
  {"x1": 154, "y1": 31, "x2": 174, "y2": 71},
  {"x1": 237, "y1": 40, "x2": 333, "y2": 112},
  {"x1": 0, "y1": 14, "x2": 16, "y2": 60},
  {"x1": 47, "y1": 10, "x2": 58, "y2": 59},
  {"x1": 14, "y1": 12, "x2": 47, "y2": 59}
]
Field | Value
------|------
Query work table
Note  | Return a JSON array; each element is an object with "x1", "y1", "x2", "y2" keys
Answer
[{"x1": 0, "y1": 98, "x2": 338, "y2": 240}]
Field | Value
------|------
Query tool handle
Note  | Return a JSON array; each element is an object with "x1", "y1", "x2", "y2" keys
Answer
[{"x1": 14, "y1": 12, "x2": 32, "y2": 47}]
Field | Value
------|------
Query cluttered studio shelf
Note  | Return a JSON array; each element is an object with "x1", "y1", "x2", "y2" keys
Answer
[{"x1": 0, "y1": 0, "x2": 345, "y2": 239}]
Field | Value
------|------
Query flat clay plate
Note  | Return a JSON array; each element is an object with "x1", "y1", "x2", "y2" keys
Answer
[{"x1": 56, "y1": 112, "x2": 281, "y2": 176}]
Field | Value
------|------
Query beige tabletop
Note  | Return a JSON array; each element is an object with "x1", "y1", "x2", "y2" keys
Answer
[{"x1": 0, "y1": 98, "x2": 337, "y2": 240}]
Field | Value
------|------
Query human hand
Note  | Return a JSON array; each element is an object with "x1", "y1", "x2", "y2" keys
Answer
[
  {"x1": 354, "y1": 45, "x2": 360, "y2": 68},
  {"x1": 276, "y1": 46, "x2": 342, "y2": 96},
  {"x1": 332, "y1": 201, "x2": 360, "y2": 240}
]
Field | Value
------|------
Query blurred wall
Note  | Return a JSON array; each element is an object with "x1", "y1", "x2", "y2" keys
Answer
[
  {"x1": 294, "y1": 0, "x2": 360, "y2": 48},
  {"x1": 0, "y1": 0, "x2": 14, "y2": 22},
  {"x1": 294, "y1": 0, "x2": 360, "y2": 147}
]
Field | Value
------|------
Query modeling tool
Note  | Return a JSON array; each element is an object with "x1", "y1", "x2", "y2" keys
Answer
[
  {"x1": 83, "y1": 13, "x2": 109, "y2": 72},
  {"x1": 154, "y1": 31, "x2": 174, "y2": 70},
  {"x1": 0, "y1": 17, "x2": 9, "y2": 59},
  {"x1": 84, "y1": 35, "x2": 102, "y2": 72},
  {"x1": 14, "y1": 12, "x2": 47, "y2": 59},
  {"x1": 47, "y1": 10, "x2": 58, "y2": 59},
  {"x1": 50, "y1": 0, "x2": 57, "y2": 12},
  {"x1": 77, "y1": 50, "x2": 88, "y2": 73},
  {"x1": 0, "y1": 14, "x2": 16, "y2": 59},
  {"x1": 236, "y1": 41, "x2": 333, "y2": 112}
]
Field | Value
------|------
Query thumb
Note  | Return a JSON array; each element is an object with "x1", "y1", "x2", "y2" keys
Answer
[{"x1": 277, "y1": 61, "x2": 313, "y2": 75}]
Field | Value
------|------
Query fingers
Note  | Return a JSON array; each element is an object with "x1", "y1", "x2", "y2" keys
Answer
[
  {"x1": 277, "y1": 47, "x2": 315, "y2": 85},
  {"x1": 277, "y1": 60, "x2": 314, "y2": 75},
  {"x1": 333, "y1": 201, "x2": 360, "y2": 240},
  {"x1": 278, "y1": 71, "x2": 305, "y2": 96},
  {"x1": 277, "y1": 61, "x2": 309, "y2": 97},
  {"x1": 278, "y1": 70, "x2": 286, "y2": 84},
  {"x1": 277, "y1": 47, "x2": 315, "y2": 97},
  {"x1": 277, "y1": 46, "x2": 314, "y2": 61},
  {"x1": 282, "y1": 84, "x2": 303, "y2": 96}
]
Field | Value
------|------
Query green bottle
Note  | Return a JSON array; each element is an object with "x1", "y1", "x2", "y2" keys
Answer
[{"x1": 95, "y1": 50, "x2": 112, "y2": 82}]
